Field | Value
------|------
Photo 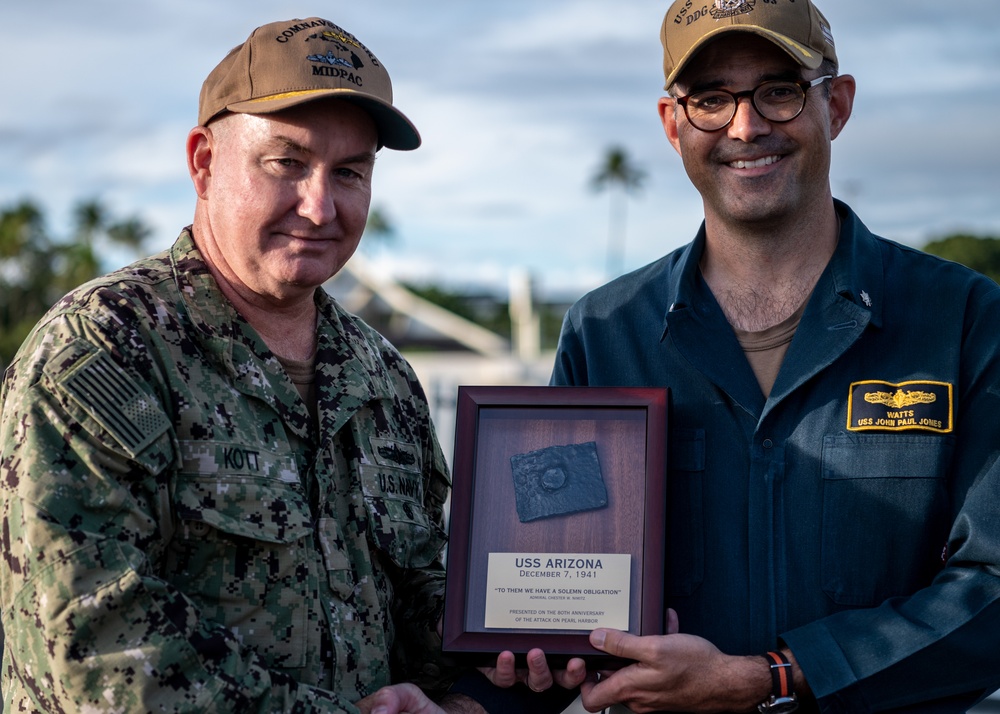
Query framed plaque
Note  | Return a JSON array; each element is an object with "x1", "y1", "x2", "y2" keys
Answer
[{"x1": 442, "y1": 385, "x2": 668, "y2": 667}]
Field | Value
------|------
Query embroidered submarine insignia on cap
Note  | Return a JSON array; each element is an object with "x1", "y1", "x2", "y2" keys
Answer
[{"x1": 847, "y1": 380, "x2": 953, "y2": 433}]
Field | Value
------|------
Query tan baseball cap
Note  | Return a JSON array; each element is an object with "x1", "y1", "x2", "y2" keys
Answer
[
  {"x1": 199, "y1": 18, "x2": 420, "y2": 150},
  {"x1": 660, "y1": 0, "x2": 837, "y2": 89}
]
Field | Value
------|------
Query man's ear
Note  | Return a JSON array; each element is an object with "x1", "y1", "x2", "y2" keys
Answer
[
  {"x1": 186, "y1": 126, "x2": 214, "y2": 199},
  {"x1": 828, "y1": 74, "x2": 856, "y2": 140},
  {"x1": 658, "y1": 97, "x2": 683, "y2": 157}
]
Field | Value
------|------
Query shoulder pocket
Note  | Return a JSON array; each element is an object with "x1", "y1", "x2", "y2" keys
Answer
[{"x1": 46, "y1": 338, "x2": 171, "y2": 471}]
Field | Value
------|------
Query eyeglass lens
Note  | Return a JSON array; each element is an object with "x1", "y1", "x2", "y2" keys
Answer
[{"x1": 682, "y1": 77, "x2": 830, "y2": 132}]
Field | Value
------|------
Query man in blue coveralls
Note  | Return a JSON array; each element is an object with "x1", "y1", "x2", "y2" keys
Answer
[{"x1": 543, "y1": 0, "x2": 1000, "y2": 712}]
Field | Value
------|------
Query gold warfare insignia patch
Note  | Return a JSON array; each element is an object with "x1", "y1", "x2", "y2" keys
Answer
[{"x1": 847, "y1": 380, "x2": 953, "y2": 434}]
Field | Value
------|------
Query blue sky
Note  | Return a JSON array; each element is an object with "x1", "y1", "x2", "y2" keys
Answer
[{"x1": 2, "y1": 0, "x2": 998, "y2": 297}]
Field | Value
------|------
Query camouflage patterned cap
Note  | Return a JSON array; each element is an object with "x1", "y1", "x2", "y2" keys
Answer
[
  {"x1": 660, "y1": 0, "x2": 838, "y2": 89},
  {"x1": 199, "y1": 18, "x2": 420, "y2": 150}
]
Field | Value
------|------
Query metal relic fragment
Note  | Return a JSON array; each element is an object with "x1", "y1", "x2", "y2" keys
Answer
[{"x1": 509, "y1": 441, "x2": 608, "y2": 522}]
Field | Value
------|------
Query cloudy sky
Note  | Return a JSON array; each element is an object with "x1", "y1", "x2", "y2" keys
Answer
[{"x1": 2, "y1": 0, "x2": 998, "y2": 298}]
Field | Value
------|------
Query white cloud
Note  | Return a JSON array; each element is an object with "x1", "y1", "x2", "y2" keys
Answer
[{"x1": 2, "y1": 0, "x2": 998, "y2": 298}]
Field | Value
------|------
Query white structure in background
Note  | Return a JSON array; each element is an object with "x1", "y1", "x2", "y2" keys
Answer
[
  {"x1": 509, "y1": 268, "x2": 541, "y2": 363},
  {"x1": 325, "y1": 253, "x2": 555, "y2": 464}
]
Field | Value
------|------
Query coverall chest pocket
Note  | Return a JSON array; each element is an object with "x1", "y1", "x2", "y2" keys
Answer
[
  {"x1": 170, "y1": 472, "x2": 313, "y2": 669},
  {"x1": 359, "y1": 463, "x2": 446, "y2": 569},
  {"x1": 820, "y1": 434, "x2": 953, "y2": 607}
]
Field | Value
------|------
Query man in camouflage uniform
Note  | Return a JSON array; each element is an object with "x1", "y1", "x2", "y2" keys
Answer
[{"x1": 0, "y1": 17, "x2": 540, "y2": 714}]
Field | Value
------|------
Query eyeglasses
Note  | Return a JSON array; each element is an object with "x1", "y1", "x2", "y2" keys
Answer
[{"x1": 675, "y1": 75, "x2": 833, "y2": 132}]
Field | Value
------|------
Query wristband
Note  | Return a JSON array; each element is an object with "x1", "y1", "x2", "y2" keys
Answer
[{"x1": 757, "y1": 650, "x2": 798, "y2": 713}]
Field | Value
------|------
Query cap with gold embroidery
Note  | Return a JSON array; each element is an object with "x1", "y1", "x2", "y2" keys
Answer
[
  {"x1": 198, "y1": 18, "x2": 420, "y2": 150},
  {"x1": 660, "y1": 0, "x2": 838, "y2": 90}
]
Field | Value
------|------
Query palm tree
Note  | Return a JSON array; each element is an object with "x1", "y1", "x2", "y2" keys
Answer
[
  {"x1": 55, "y1": 200, "x2": 150, "y2": 293},
  {"x1": 0, "y1": 200, "x2": 57, "y2": 364},
  {"x1": 591, "y1": 146, "x2": 646, "y2": 278},
  {"x1": 0, "y1": 198, "x2": 150, "y2": 369}
]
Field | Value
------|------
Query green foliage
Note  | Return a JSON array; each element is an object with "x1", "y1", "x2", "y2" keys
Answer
[
  {"x1": 590, "y1": 146, "x2": 646, "y2": 195},
  {"x1": 0, "y1": 198, "x2": 150, "y2": 370},
  {"x1": 922, "y1": 234, "x2": 1000, "y2": 284},
  {"x1": 405, "y1": 283, "x2": 512, "y2": 340},
  {"x1": 403, "y1": 283, "x2": 568, "y2": 350}
]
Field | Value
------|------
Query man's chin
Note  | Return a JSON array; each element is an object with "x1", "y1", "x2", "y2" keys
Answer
[{"x1": 283, "y1": 254, "x2": 350, "y2": 287}]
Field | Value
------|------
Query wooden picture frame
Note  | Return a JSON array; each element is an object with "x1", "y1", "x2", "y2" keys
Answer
[{"x1": 442, "y1": 386, "x2": 668, "y2": 666}]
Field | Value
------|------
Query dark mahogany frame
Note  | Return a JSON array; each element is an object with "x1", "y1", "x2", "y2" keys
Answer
[{"x1": 442, "y1": 385, "x2": 668, "y2": 667}]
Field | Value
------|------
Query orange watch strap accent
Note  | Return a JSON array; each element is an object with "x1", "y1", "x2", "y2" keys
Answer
[{"x1": 764, "y1": 650, "x2": 792, "y2": 698}]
